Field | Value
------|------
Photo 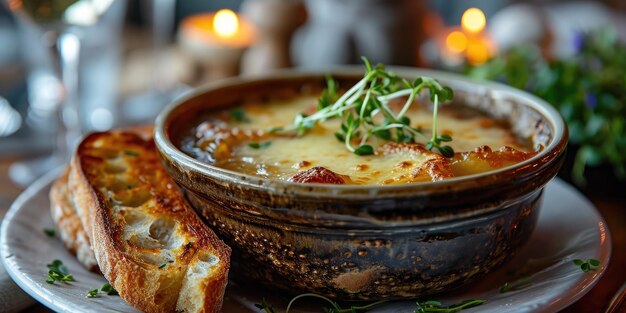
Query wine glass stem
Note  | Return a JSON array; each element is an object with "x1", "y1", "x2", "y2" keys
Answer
[
  {"x1": 152, "y1": 0, "x2": 176, "y2": 92},
  {"x1": 56, "y1": 30, "x2": 82, "y2": 160}
]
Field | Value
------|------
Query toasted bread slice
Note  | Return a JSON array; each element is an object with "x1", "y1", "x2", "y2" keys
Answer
[
  {"x1": 68, "y1": 130, "x2": 230, "y2": 313},
  {"x1": 49, "y1": 168, "x2": 99, "y2": 272}
]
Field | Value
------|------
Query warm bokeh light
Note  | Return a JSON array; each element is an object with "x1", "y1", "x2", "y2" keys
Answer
[
  {"x1": 599, "y1": 221, "x2": 606, "y2": 244},
  {"x1": 445, "y1": 31, "x2": 467, "y2": 53},
  {"x1": 8, "y1": 0, "x2": 22, "y2": 11},
  {"x1": 466, "y1": 41, "x2": 489, "y2": 65},
  {"x1": 213, "y1": 9, "x2": 239, "y2": 38},
  {"x1": 461, "y1": 8, "x2": 486, "y2": 33}
]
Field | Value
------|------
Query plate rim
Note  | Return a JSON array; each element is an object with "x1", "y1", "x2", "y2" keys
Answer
[
  {"x1": 1, "y1": 167, "x2": 82, "y2": 313},
  {"x1": 1, "y1": 170, "x2": 613, "y2": 313},
  {"x1": 534, "y1": 179, "x2": 612, "y2": 313}
]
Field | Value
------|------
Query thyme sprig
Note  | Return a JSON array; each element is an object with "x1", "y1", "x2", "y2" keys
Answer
[
  {"x1": 100, "y1": 283, "x2": 119, "y2": 295},
  {"x1": 43, "y1": 228, "x2": 55, "y2": 237},
  {"x1": 415, "y1": 299, "x2": 486, "y2": 313},
  {"x1": 249, "y1": 141, "x2": 272, "y2": 149},
  {"x1": 254, "y1": 294, "x2": 485, "y2": 313},
  {"x1": 500, "y1": 276, "x2": 532, "y2": 293},
  {"x1": 254, "y1": 298, "x2": 277, "y2": 313},
  {"x1": 284, "y1": 293, "x2": 386, "y2": 313},
  {"x1": 86, "y1": 288, "x2": 99, "y2": 298},
  {"x1": 86, "y1": 283, "x2": 119, "y2": 298},
  {"x1": 45, "y1": 259, "x2": 74, "y2": 284},
  {"x1": 284, "y1": 57, "x2": 455, "y2": 157}
]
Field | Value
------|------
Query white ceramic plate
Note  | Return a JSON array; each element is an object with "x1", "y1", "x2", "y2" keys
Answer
[{"x1": 1, "y1": 169, "x2": 611, "y2": 313}]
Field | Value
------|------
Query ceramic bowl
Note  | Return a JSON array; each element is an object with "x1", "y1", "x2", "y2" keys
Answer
[{"x1": 154, "y1": 68, "x2": 568, "y2": 300}]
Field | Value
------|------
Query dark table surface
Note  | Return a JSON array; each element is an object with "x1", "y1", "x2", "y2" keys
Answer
[{"x1": 1, "y1": 155, "x2": 624, "y2": 313}]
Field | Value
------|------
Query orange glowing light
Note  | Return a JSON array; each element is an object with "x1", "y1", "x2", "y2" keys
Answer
[
  {"x1": 461, "y1": 8, "x2": 486, "y2": 33},
  {"x1": 466, "y1": 41, "x2": 489, "y2": 65},
  {"x1": 8, "y1": 0, "x2": 22, "y2": 11},
  {"x1": 213, "y1": 9, "x2": 239, "y2": 38},
  {"x1": 445, "y1": 31, "x2": 467, "y2": 53},
  {"x1": 599, "y1": 221, "x2": 606, "y2": 244}
]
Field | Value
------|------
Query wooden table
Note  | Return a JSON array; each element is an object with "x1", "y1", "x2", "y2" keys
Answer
[{"x1": 1, "y1": 155, "x2": 624, "y2": 313}]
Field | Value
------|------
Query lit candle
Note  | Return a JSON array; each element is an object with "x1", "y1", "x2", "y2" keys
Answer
[
  {"x1": 460, "y1": 8, "x2": 495, "y2": 65},
  {"x1": 178, "y1": 9, "x2": 256, "y2": 82}
]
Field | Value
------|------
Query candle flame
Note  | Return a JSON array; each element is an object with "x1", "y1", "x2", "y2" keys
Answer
[
  {"x1": 461, "y1": 8, "x2": 486, "y2": 33},
  {"x1": 445, "y1": 31, "x2": 467, "y2": 53},
  {"x1": 213, "y1": 9, "x2": 239, "y2": 38}
]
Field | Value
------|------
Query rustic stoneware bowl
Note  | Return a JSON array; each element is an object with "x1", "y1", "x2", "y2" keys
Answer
[{"x1": 154, "y1": 68, "x2": 567, "y2": 300}]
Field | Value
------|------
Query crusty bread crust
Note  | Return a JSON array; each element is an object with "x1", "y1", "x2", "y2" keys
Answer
[
  {"x1": 68, "y1": 130, "x2": 230, "y2": 313},
  {"x1": 49, "y1": 168, "x2": 99, "y2": 272}
]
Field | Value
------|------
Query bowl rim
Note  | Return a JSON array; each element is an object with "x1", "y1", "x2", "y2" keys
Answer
[{"x1": 155, "y1": 66, "x2": 568, "y2": 196}]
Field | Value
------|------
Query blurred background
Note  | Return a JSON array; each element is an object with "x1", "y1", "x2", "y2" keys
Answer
[
  {"x1": 0, "y1": 0, "x2": 625, "y2": 192},
  {"x1": 0, "y1": 1, "x2": 624, "y2": 312}
]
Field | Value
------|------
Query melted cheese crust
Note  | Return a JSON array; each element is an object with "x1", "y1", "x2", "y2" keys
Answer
[{"x1": 185, "y1": 96, "x2": 534, "y2": 185}]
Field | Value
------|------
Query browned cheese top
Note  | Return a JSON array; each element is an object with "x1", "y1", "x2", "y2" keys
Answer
[{"x1": 182, "y1": 96, "x2": 536, "y2": 185}]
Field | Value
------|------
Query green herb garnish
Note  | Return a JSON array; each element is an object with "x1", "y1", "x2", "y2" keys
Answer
[
  {"x1": 86, "y1": 283, "x2": 118, "y2": 298},
  {"x1": 317, "y1": 76, "x2": 339, "y2": 111},
  {"x1": 249, "y1": 141, "x2": 272, "y2": 149},
  {"x1": 43, "y1": 228, "x2": 55, "y2": 237},
  {"x1": 254, "y1": 298, "x2": 277, "y2": 313},
  {"x1": 285, "y1": 293, "x2": 386, "y2": 313},
  {"x1": 255, "y1": 293, "x2": 385, "y2": 313},
  {"x1": 573, "y1": 258, "x2": 600, "y2": 272},
  {"x1": 415, "y1": 299, "x2": 486, "y2": 313},
  {"x1": 86, "y1": 289, "x2": 99, "y2": 298},
  {"x1": 230, "y1": 107, "x2": 250, "y2": 122},
  {"x1": 124, "y1": 150, "x2": 139, "y2": 157},
  {"x1": 254, "y1": 293, "x2": 484, "y2": 313},
  {"x1": 280, "y1": 57, "x2": 454, "y2": 156},
  {"x1": 100, "y1": 283, "x2": 118, "y2": 295},
  {"x1": 45, "y1": 260, "x2": 74, "y2": 284},
  {"x1": 158, "y1": 263, "x2": 167, "y2": 269},
  {"x1": 268, "y1": 127, "x2": 284, "y2": 133},
  {"x1": 500, "y1": 276, "x2": 532, "y2": 293},
  {"x1": 354, "y1": 144, "x2": 375, "y2": 156}
]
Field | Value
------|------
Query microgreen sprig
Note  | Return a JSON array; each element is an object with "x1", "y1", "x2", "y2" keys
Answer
[
  {"x1": 573, "y1": 258, "x2": 600, "y2": 273},
  {"x1": 284, "y1": 57, "x2": 455, "y2": 156},
  {"x1": 415, "y1": 299, "x2": 486, "y2": 313},
  {"x1": 249, "y1": 141, "x2": 272, "y2": 149},
  {"x1": 284, "y1": 293, "x2": 386, "y2": 313},
  {"x1": 86, "y1": 283, "x2": 119, "y2": 298},
  {"x1": 86, "y1": 289, "x2": 99, "y2": 298},
  {"x1": 230, "y1": 107, "x2": 250, "y2": 123},
  {"x1": 500, "y1": 276, "x2": 532, "y2": 293},
  {"x1": 45, "y1": 259, "x2": 74, "y2": 284},
  {"x1": 124, "y1": 150, "x2": 139, "y2": 157},
  {"x1": 100, "y1": 283, "x2": 119, "y2": 295},
  {"x1": 255, "y1": 298, "x2": 278, "y2": 313},
  {"x1": 43, "y1": 228, "x2": 55, "y2": 237},
  {"x1": 254, "y1": 294, "x2": 484, "y2": 313}
]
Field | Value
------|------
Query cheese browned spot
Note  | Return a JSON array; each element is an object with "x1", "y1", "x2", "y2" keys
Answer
[
  {"x1": 378, "y1": 143, "x2": 453, "y2": 183},
  {"x1": 289, "y1": 166, "x2": 350, "y2": 184},
  {"x1": 449, "y1": 145, "x2": 536, "y2": 177}
]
